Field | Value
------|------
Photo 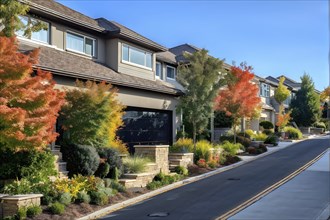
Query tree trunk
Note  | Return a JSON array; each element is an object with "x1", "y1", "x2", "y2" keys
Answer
[
  {"x1": 193, "y1": 122, "x2": 197, "y2": 156},
  {"x1": 233, "y1": 123, "x2": 237, "y2": 144}
]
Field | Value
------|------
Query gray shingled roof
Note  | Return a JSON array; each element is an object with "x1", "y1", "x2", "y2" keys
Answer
[
  {"x1": 169, "y1": 43, "x2": 231, "y2": 70},
  {"x1": 25, "y1": 0, "x2": 104, "y2": 31},
  {"x1": 24, "y1": 0, "x2": 166, "y2": 51},
  {"x1": 156, "y1": 51, "x2": 177, "y2": 65},
  {"x1": 277, "y1": 75, "x2": 301, "y2": 88},
  {"x1": 266, "y1": 76, "x2": 299, "y2": 91},
  {"x1": 96, "y1": 18, "x2": 166, "y2": 52},
  {"x1": 19, "y1": 44, "x2": 182, "y2": 95}
]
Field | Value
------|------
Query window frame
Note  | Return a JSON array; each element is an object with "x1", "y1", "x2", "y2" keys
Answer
[
  {"x1": 66, "y1": 31, "x2": 96, "y2": 57},
  {"x1": 16, "y1": 15, "x2": 50, "y2": 45},
  {"x1": 166, "y1": 65, "x2": 176, "y2": 80},
  {"x1": 260, "y1": 83, "x2": 270, "y2": 97},
  {"x1": 121, "y1": 43, "x2": 153, "y2": 70}
]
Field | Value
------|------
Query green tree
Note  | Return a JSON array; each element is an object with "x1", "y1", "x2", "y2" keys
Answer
[
  {"x1": 177, "y1": 49, "x2": 226, "y2": 152},
  {"x1": 289, "y1": 73, "x2": 321, "y2": 127},
  {"x1": 0, "y1": 0, "x2": 47, "y2": 37},
  {"x1": 274, "y1": 76, "x2": 291, "y2": 130},
  {"x1": 59, "y1": 80, "x2": 127, "y2": 153},
  {"x1": 274, "y1": 76, "x2": 290, "y2": 103}
]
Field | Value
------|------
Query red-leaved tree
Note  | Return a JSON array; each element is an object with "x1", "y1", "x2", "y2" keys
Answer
[
  {"x1": 0, "y1": 36, "x2": 65, "y2": 151},
  {"x1": 214, "y1": 63, "x2": 261, "y2": 143}
]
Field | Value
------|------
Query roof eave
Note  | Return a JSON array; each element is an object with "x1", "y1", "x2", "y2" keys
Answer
[
  {"x1": 116, "y1": 33, "x2": 167, "y2": 52},
  {"x1": 21, "y1": 0, "x2": 105, "y2": 33},
  {"x1": 33, "y1": 65, "x2": 182, "y2": 96}
]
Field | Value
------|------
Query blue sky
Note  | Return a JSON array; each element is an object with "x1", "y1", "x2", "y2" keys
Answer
[{"x1": 58, "y1": 0, "x2": 329, "y2": 91}]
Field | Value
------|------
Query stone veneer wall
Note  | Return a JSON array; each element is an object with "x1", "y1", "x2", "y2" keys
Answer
[
  {"x1": 0, "y1": 194, "x2": 42, "y2": 218},
  {"x1": 134, "y1": 145, "x2": 169, "y2": 174},
  {"x1": 168, "y1": 153, "x2": 194, "y2": 169}
]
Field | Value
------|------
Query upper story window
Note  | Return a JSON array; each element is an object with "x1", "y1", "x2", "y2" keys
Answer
[
  {"x1": 284, "y1": 92, "x2": 294, "y2": 105},
  {"x1": 16, "y1": 15, "x2": 50, "y2": 44},
  {"x1": 122, "y1": 44, "x2": 152, "y2": 69},
  {"x1": 156, "y1": 62, "x2": 162, "y2": 79},
  {"x1": 260, "y1": 83, "x2": 270, "y2": 97},
  {"x1": 66, "y1": 32, "x2": 95, "y2": 56},
  {"x1": 166, "y1": 66, "x2": 176, "y2": 80}
]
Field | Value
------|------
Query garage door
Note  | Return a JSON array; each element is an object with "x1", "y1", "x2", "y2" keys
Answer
[{"x1": 118, "y1": 107, "x2": 172, "y2": 152}]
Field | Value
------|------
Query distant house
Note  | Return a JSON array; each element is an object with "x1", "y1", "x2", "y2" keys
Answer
[
  {"x1": 170, "y1": 44, "x2": 279, "y2": 134},
  {"x1": 17, "y1": 0, "x2": 184, "y2": 150}
]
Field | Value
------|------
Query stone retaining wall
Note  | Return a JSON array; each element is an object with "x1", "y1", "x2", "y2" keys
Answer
[
  {"x1": 168, "y1": 153, "x2": 194, "y2": 169},
  {"x1": 0, "y1": 194, "x2": 42, "y2": 218}
]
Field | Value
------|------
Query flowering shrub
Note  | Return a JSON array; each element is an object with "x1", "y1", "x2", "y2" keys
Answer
[
  {"x1": 196, "y1": 159, "x2": 207, "y2": 168},
  {"x1": 207, "y1": 159, "x2": 218, "y2": 168}
]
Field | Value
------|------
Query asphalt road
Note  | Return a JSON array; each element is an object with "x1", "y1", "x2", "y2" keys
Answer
[{"x1": 101, "y1": 137, "x2": 329, "y2": 220}]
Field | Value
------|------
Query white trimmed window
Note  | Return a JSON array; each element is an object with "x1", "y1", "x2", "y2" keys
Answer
[
  {"x1": 16, "y1": 15, "x2": 50, "y2": 44},
  {"x1": 122, "y1": 44, "x2": 152, "y2": 69},
  {"x1": 66, "y1": 32, "x2": 95, "y2": 56},
  {"x1": 166, "y1": 66, "x2": 176, "y2": 80},
  {"x1": 156, "y1": 62, "x2": 162, "y2": 79},
  {"x1": 260, "y1": 83, "x2": 270, "y2": 97}
]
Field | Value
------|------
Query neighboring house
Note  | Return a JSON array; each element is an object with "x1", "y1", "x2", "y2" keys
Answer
[
  {"x1": 169, "y1": 44, "x2": 279, "y2": 133},
  {"x1": 246, "y1": 75, "x2": 277, "y2": 131},
  {"x1": 266, "y1": 75, "x2": 298, "y2": 111},
  {"x1": 17, "y1": 0, "x2": 184, "y2": 150},
  {"x1": 169, "y1": 43, "x2": 232, "y2": 71}
]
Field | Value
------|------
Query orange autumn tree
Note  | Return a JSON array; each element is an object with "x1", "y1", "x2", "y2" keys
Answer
[
  {"x1": 214, "y1": 63, "x2": 261, "y2": 143},
  {"x1": 0, "y1": 36, "x2": 65, "y2": 151}
]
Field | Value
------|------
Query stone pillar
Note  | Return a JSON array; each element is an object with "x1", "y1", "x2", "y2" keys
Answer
[{"x1": 134, "y1": 145, "x2": 169, "y2": 174}]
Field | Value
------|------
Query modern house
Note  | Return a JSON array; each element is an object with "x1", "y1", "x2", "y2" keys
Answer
[{"x1": 17, "y1": 0, "x2": 184, "y2": 150}]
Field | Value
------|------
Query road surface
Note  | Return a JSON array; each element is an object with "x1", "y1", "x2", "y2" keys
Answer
[{"x1": 101, "y1": 137, "x2": 329, "y2": 220}]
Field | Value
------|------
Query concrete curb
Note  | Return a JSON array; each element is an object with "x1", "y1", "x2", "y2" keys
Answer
[{"x1": 78, "y1": 139, "x2": 307, "y2": 220}]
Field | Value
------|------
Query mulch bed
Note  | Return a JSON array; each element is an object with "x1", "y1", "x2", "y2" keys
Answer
[
  {"x1": 29, "y1": 162, "x2": 240, "y2": 219},
  {"x1": 29, "y1": 190, "x2": 148, "y2": 220}
]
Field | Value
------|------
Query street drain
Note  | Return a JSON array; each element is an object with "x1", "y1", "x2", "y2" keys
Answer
[
  {"x1": 148, "y1": 212, "x2": 169, "y2": 217},
  {"x1": 227, "y1": 178, "x2": 240, "y2": 181}
]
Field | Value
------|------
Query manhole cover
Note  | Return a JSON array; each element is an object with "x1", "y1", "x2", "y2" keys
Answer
[
  {"x1": 148, "y1": 212, "x2": 169, "y2": 217},
  {"x1": 227, "y1": 178, "x2": 240, "y2": 181}
]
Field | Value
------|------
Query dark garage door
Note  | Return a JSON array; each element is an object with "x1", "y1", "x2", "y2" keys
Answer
[{"x1": 118, "y1": 107, "x2": 172, "y2": 152}]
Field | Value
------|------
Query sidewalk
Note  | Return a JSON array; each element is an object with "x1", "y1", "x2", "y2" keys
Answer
[{"x1": 229, "y1": 148, "x2": 330, "y2": 220}]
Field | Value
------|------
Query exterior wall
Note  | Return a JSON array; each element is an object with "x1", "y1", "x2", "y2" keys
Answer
[
  {"x1": 22, "y1": 17, "x2": 107, "y2": 64},
  {"x1": 51, "y1": 22, "x2": 65, "y2": 49},
  {"x1": 117, "y1": 40, "x2": 155, "y2": 81},
  {"x1": 105, "y1": 38, "x2": 119, "y2": 71},
  {"x1": 250, "y1": 118, "x2": 260, "y2": 131}
]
